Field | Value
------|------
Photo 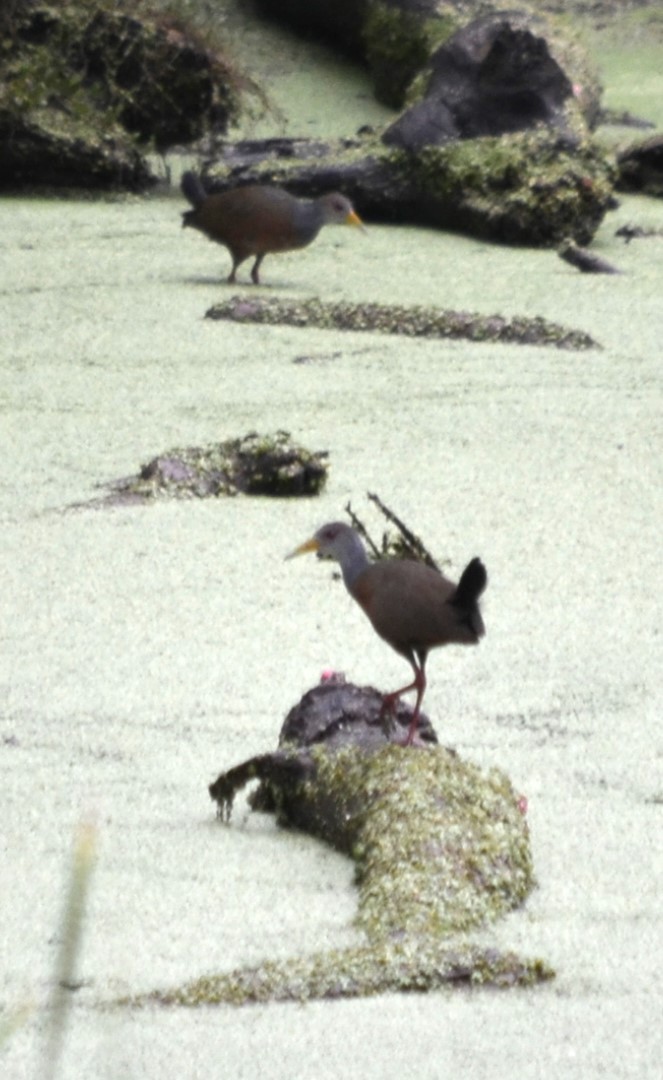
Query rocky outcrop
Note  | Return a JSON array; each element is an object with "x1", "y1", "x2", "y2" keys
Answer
[{"x1": 383, "y1": 12, "x2": 577, "y2": 151}]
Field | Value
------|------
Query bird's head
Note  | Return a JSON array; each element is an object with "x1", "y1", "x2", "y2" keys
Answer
[
  {"x1": 319, "y1": 194, "x2": 366, "y2": 231},
  {"x1": 286, "y1": 521, "x2": 355, "y2": 563}
]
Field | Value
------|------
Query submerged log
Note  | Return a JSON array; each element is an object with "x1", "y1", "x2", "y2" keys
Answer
[
  {"x1": 123, "y1": 680, "x2": 553, "y2": 1008},
  {"x1": 558, "y1": 241, "x2": 621, "y2": 274},
  {"x1": 615, "y1": 224, "x2": 663, "y2": 243}
]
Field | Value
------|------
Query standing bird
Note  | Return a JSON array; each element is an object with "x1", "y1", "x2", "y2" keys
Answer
[
  {"x1": 287, "y1": 522, "x2": 487, "y2": 746},
  {"x1": 180, "y1": 171, "x2": 364, "y2": 284}
]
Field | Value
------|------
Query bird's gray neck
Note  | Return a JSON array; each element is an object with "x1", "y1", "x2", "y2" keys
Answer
[
  {"x1": 338, "y1": 532, "x2": 370, "y2": 591},
  {"x1": 293, "y1": 200, "x2": 323, "y2": 244}
]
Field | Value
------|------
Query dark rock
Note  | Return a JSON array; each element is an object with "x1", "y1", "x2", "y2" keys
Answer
[
  {"x1": 383, "y1": 12, "x2": 574, "y2": 152},
  {"x1": 280, "y1": 677, "x2": 438, "y2": 752},
  {"x1": 616, "y1": 134, "x2": 663, "y2": 197}
]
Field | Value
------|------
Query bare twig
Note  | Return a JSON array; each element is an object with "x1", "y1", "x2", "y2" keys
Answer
[{"x1": 367, "y1": 493, "x2": 440, "y2": 569}]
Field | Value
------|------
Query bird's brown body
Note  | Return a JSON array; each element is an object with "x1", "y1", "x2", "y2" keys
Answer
[
  {"x1": 288, "y1": 522, "x2": 487, "y2": 745},
  {"x1": 181, "y1": 172, "x2": 363, "y2": 284},
  {"x1": 351, "y1": 557, "x2": 483, "y2": 660}
]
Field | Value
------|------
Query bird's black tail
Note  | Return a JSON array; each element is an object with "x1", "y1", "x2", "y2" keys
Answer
[
  {"x1": 452, "y1": 557, "x2": 487, "y2": 639},
  {"x1": 181, "y1": 170, "x2": 207, "y2": 210}
]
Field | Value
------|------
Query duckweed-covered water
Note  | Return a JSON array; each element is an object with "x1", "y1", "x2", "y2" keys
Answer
[{"x1": 1, "y1": 4, "x2": 662, "y2": 1078}]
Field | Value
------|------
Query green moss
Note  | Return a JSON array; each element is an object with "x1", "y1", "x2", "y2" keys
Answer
[
  {"x1": 363, "y1": 1, "x2": 457, "y2": 108},
  {"x1": 0, "y1": 0, "x2": 243, "y2": 188},
  {"x1": 400, "y1": 130, "x2": 616, "y2": 246}
]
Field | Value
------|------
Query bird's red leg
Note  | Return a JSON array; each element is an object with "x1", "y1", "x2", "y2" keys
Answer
[
  {"x1": 251, "y1": 254, "x2": 264, "y2": 284},
  {"x1": 380, "y1": 677, "x2": 418, "y2": 717},
  {"x1": 402, "y1": 667, "x2": 426, "y2": 746},
  {"x1": 380, "y1": 661, "x2": 427, "y2": 746}
]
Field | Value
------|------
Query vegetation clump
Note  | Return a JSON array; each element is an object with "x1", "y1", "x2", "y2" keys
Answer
[{"x1": 73, "y1": 431, "x2": 329, "y2": 507}]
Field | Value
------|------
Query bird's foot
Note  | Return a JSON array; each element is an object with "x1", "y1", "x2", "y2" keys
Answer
[{"x1": 377, "y1": 696, "x2": 417, "y2": 747}]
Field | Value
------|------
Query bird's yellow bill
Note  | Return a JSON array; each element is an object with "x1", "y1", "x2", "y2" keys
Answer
[
  {"x1": 285, "y1": 536, "x2": 320, "y2": 560},
  {"x1": 346, "y1": 210, "x2": 367, "y2": 232}
]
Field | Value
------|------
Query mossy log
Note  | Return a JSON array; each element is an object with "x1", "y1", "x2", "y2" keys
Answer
[
  {"x1": 558, "y1": 240, "x2": 621, "y2": 274},
  {"x1": 204, "y1": 128, "x2": 615, "y2": 247},
  {"x1": 123, "y1": 681, "x2": 553, "y2": 1008}
]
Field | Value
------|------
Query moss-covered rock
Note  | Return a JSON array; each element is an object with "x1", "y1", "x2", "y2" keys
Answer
[
  {"x1": 363, "y1": 0, "x2": 457, "y2": 109},
  {"x1": 402, "y1": 128, "x2": 617, "y2": 245},
  {"x1": 0, "y1": 0, "x2": 242, "y2": 189}
]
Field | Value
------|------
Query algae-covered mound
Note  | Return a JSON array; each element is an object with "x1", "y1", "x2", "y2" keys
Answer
[
  {"x1": 146, "y1": 938, "x2": 552, "y2": 1007},
  {"x1": 206, "y1": 294, "x2": 598, "y2": 350},
  {"x1": 77, "y1": 431, "x2": 329, "y2": 508}
]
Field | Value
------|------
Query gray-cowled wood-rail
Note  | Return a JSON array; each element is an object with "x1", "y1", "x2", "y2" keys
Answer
[
  {"x1": 287, "y1": 522, "x2": 487, "y2": 746},
  {"x1": 181, "y1": 172, "x2": 364, "y2": 284}
]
